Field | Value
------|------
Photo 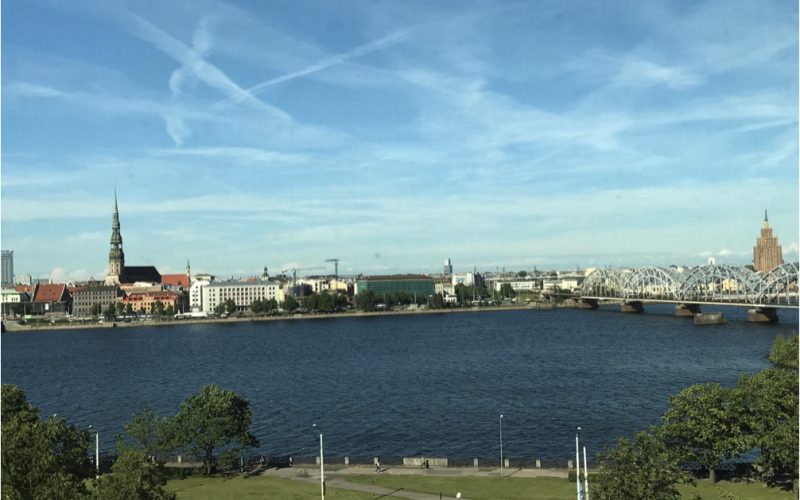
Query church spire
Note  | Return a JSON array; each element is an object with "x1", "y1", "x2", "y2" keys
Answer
[
  {"x1": 106, "y1": 186, "x2": 125, "y2": 285},
  {"x1": 765, "y1": 209, "x2": 768, "y2": 222}
]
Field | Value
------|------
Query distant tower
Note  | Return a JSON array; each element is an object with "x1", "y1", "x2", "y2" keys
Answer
[
  {"x1": 105, "y1": 188, "x2": 125, "y2": 285},
  {"x1": 1, "y1": 249, "x2": 13, "y2": 286},
  {"x1": 262, "y1": 263, "x2": 269, "y2": 281},
  {"x1": 186, "y1": 259, "x2": 191, "y2": 282},
  {"x1": 444, "y1": 258, "x2": 453, "y2": 276},
  {"x1": 753, "y1": 210, "x2": 783, "y2": 273}
]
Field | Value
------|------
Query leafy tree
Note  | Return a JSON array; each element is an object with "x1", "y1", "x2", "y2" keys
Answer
[
  {"x1": 214, "y1": 303, "x2": 227, "y2": 316},
  {"x1": 738, "y1": 368, "x2": 799, "y2": 476},
  {"x1": 103, "y1": 303, "x2": 117, "y2": 322},
  {"x1": 11, "y1": 302, "x2": 25, "y2": 316},
  {"x1": 303, "y1": 294, "x2": 319, "y2": 311},
  {"x1": 316, "y1": 293, "x2": 334, "y2": 312},
  {"x1": 90, "y1": 303, "x2": 102, "y2": 318},
  {"x1": 91, "y1": 449, "x2": 176, "y2": 500},
  {"x1": 224, "y1": 299, "x2": 237, "y2": 315},
  {"x1": 125, "y1": 303, "x2": 134, "y2": 315},
  {"x1": 116, "y1": 302, "x2": 125, "y2": 314},
  {"x1": 355, "y1": 290, "x2": 375, "y2": 311},
  {"x1": 115, "y1": 408, "x2": 178, "y2": 464},
  {"x1": 152, "y1": 301, "x2": 166, "y2": 316},
  {"x1": 1, "y1": 384, "x2": 93, "y2": 500},
  {"x1": 518, "y1": 270, "x2": 527, "y2": 278},
  {"x1": 593, "y1": 431, "x2": 695, "y2": 500},
  {"x1": 768, "y1": 333, "x2": 799, "y2": 369},
  {"x1": 655, "y1": 383, "x2": 750, "y2": 483},
  {"x1": 250, "y1": 299, "x2": 263, "y2": 314},
  {"x1": 282, "y1": 295, "x2": 299, "y2": 312},
  {"x1": 433, "y1": 292, "x2": 444, "y2": 309},
  {"x1": 173, "y1": 384, "x2": 259, "y2": 475},
  {"x1": 266, "y1": 298, "x2": 278, "y2": 313},
  {"x1": 499, "y1": 283, "x2": 516, "y2": 299},
  {"x1": 165, "y1": 305, "x2": 174, "y2": 317}
]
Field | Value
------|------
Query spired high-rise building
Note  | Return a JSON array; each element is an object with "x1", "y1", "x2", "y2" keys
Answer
[
  {"x1": 753, "y1": 210, "x2": 783, "y2": 273},
  {"x1": 105, "y1": 189, "x2": 125, "y2": 285}
]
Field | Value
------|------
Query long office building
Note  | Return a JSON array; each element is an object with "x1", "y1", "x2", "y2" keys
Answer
[
  {"x1": 355, "y1": 275, "x2": 435, "y2": 298},
  {"x1": 200, "y1": 280, "x2": 280, "y2": 314},
  {"x1": 2, "y1": 250, "x2": 14, "y2": 286}
]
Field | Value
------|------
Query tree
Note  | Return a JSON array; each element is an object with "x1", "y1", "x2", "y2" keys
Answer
[
  {"x1": 125, "y1": 303, "x2": 134, "y2": 315},
  {"x1": 91, "y1": 449, "x2": 176, "y2": 500},
  {"x1": 518, "y1": 270, "x2": 527, "y2": 278},
  {"x1": 214, "y1": 303, "x2": 227, "y2": 316},
  {"x1": 282, "y1": 295, "x2": 298, "y2": 312},
  {"x1": 655, "y1": 383, "x2": 750, "y2": 483},
  {"x1": 2, "y1": 384, "x2": 93, "y2": 500},
  {"x1": 499, "y1": 283, "x2": 516, "y2": 299},
  {"x1": 355, "y1": 290, "x2": 375, "y2": 311},
  {"x1": 103, "y1": 303, "x2": 117, "y2": 322},
  {"x1": 224, "y1": 299, "x2": 237, "y2": 315},
  {"x1": 165, "y1": 305, "x2": 174, "y2": 317},
  {"x1": 266, "y1": 298, "x2": 278, "y2": 313},
  {"x1": 116, "y1": 302, "x2": 125, "y2": 314},
  {"x1": 433, "y1": 292, "x2": 444, "y2": 309},
  {"x1": 738, "y1": 368, "x2": 799, "y2": 476},
  {"x1": 768, "y1": 333, "x2": 799, "y2": 369},
  {"x1": 152, "y1": 301, "x2": 166, "y2": 317},
  {"x1": 115, "y1": 408, "x2": 178, "y2": 464},
  {"x1": 11, "y1": 302, "x2": 25, "y2": 316},
  {"x1": 250, "y1": 299, "x2": 263, "y2": 314},
  {"x1": 90, "y1": 303, "x2": 102, "y2": 318},
  {"x1": 317, "y1": 293, "x2": 334, "y2": 312},
  {"x1": 173, "y1": 384, "x2": 259, "y2": 475},
  {"x1": 593, "y1": 431, "x2": 695, "y2": 500}
]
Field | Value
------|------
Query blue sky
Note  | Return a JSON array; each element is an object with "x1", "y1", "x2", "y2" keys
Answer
[{"x1": 2, "y1": 0, "x2": 798, "y2": 281}]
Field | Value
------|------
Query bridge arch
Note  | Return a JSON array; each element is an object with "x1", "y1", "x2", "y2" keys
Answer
[
  {"x1": 580, "y1": 268, "x2": 629, "y2": 298},
  {"x1": 751, "y1": 262, "x2": 798, "y2": 305},
  {"x1": 624, "y1": 267, "x2": 682, "y2": 300}
]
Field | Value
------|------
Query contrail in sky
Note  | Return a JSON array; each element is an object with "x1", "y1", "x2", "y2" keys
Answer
[{"x1": 212, "y1": 28, "x2": 413, "y2": 111}]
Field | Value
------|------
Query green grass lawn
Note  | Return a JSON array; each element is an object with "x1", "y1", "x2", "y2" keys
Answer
[
  {"x1": 164, "y1": 475, "x2": 375, "y2": 500},
  {"x1": 346, "y1": 475, "x2": 794, "y2": 500}
]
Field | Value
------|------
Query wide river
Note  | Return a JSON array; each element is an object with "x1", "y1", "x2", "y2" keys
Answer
[{"x1": 2, "y1": 305, "x2": 796, "y2": 461}]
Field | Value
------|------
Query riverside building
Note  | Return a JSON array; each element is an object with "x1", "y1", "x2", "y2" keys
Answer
[
  {"x1": 104, "y1": 190, "x2": 161, "y2": 286},
  {"x1": 200, "y1": 281, "x2": 280, "y2": 314},
  {"x1": 73, "y1": 285, "x2": 121, "y2": 318},
  {"x1": 355, "y1": 275, "x2": 435, "y2": 299},
  {"x1": 753, "y1": 211, "x2": 783, "y2": 273}
]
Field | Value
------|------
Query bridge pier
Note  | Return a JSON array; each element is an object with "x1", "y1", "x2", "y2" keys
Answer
[
  {"x1": 576, "y1": 299, "x2": 599, "y2": 310},
  {"x1": 620, "y1": 301, "x2": 644, "y2": 313},
  {"x1": 694, "y1": 312, "x2": 726, "y2": 325},
  {"x1": 747, "y1": 307, "x2": 779, "y2": 323},
  {"x1": 675, "y1": 304, "x2": 701, "y2": 317}
]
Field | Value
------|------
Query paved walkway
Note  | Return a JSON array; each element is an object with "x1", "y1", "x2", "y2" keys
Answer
[{"x1": 257, "y1": 464, "x2": 569, "y2": 500}]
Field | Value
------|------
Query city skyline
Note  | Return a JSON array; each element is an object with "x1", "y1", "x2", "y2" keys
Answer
[{"x1": 2, "y1": 0, "x2": 798, "y2": 281}]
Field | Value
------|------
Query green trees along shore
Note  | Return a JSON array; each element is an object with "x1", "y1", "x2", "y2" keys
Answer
[{"x1": 1, "y1": 383, "x2": 258, "y2": 500}]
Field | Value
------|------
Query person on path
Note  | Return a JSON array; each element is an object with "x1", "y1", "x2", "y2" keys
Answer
[{"x1": 375, "y1": 461, "x2": 381, "y2": 473}]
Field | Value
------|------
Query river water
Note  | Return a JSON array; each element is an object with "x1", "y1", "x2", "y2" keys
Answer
[{"x1": 2, "y1": 305, "x2": 796, "y2": 461}]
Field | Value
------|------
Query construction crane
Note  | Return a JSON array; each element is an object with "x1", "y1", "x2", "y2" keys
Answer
[
  {"x1": 325, "y1": 258, "x2": 340, "y2": 294},
  {"x1": 280, "y1": 266, "x2": 326, "y2": 296}
]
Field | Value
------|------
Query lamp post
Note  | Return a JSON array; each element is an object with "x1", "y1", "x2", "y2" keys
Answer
[
  {"x1": 575, "y1": 427, "x2": 581, "y2": 500},
  {"x1": 499, "y1": 414, "x2": 504, "y2": 478},
  {"x1": 312, "y1": 424, "x2": 324, "y2": 500},
  {"x1": 88, "y1": 425, "x2": 99, "y2": 479}
]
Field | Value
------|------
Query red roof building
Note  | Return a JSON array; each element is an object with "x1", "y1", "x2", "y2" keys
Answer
[
  {"x1": 161, "y1": 274, "x2": 190, "y2": 288},
  {"x1": 33, "y1": 284, "x2": 70, "y2": 303}
]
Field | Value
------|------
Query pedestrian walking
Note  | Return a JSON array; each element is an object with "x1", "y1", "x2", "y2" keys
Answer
[{"x1": 375, "y1": 461, "x2": 381, "y2": 473}]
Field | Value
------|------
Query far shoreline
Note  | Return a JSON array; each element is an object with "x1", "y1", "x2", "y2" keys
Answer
[{"x1": 2, "y1": 301, "x2": 563, "y2": 333}]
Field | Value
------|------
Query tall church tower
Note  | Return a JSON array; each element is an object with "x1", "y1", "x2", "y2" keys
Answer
[
  {"x1": 753, "y1": 210, "x2": 783, "y2": 273},
  {"x1": 105, "y1": 189, "x2": 125, "y2": 285}
]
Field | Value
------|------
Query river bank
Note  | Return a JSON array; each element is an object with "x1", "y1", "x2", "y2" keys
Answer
[{"x1": 1, "y1": 301, "x2": 562, "y2": 333}]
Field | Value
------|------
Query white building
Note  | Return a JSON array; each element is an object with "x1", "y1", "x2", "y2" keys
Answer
[
  {"x1": 189, "y1": 280, "x2": 212, "y2": 312},
  {"x1": 451, "y1": 270, "x2": 484, "y2": 287},
  {"x1": 201, "y1": 280, "x2": 280, "y2": 314},
  {"x1": 493, "y1": 281, "x2": 537, "y2": 292}
]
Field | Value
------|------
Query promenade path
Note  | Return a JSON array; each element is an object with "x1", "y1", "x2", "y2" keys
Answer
[{"x1": 257, "y1": 464, "x2": 568, "y2": 500}]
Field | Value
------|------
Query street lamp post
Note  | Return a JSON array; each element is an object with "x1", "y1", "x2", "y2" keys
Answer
[
  {"x1": 88, "y1": 425, "x2": 99, "y2": 479},
  {"x1": 575, "y1": 427, "x2": 581, "y2": 500},
  {"x1": 499, "y1": 415, "x2": 504, "y2": 478},
  {"x1": 312, "y1": 424, "x2": 324, "y2": 500}
]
